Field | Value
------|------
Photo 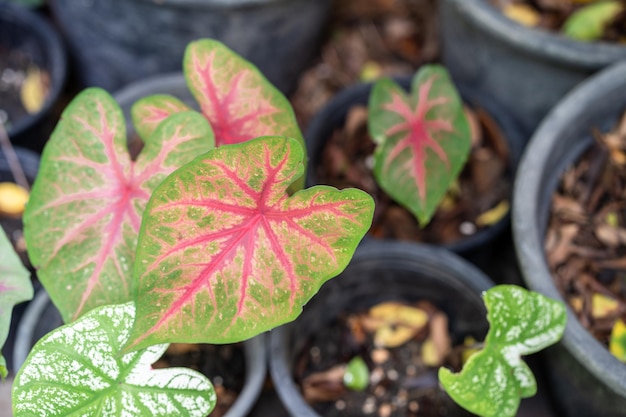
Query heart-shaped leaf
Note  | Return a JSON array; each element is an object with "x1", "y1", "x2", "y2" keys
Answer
[
  {"x1": 439, "y1": 285, "x2": 566, "y2": 417},
  {"x1": 12, "y1": 302, "x2": 215, "y2": 417},
  {"x1": 131, "y1": 39, "x2": 305, "y2": 191},
  {"x1": 368, "y1": 65, "x2": 471, "y2": 226},
  {"x1": 0, "y1": 228, "x2": 33, "y2": 379},
  {"x1": 126, "y1": 136, "x2": 374, "y2": 351},
  {"x1": 23, "y1": 88, "x2": 215, "y2": 323}
]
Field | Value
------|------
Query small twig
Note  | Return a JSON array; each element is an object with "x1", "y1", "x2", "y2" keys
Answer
[{"x1": 0, "y1": 122, "x2": 29, "y2": 190}]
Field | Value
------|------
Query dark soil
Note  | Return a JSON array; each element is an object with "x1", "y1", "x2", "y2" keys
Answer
[
  {"x1": 490, "y1": 0, "x2": 626, "y2": 40},
  {"x1": 546, "y1": 110, "x2": 626, "y2": 347},
  {"x1": 153, "y1": 343, "x2": 246, "y2": 417},
  {"x1": 294, "y1": 301, "x2": 473, "y2": 417},
  {"x1": 315, "y1": 104, "x2": 511, "y2": 245}
]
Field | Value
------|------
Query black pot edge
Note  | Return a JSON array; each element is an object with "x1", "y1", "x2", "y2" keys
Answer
[{"x1": 513, "y1": 59, "x2": 626, "y2": 399}]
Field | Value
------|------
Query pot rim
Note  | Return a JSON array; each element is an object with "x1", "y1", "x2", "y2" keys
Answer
[
  {"x1": 513, "y1": 60, "x2": 626, "y2": 396},
  {"x1": 135, "y1": 0, "x2": 296, "y2": 8},
  {"x1": 445, "y1": 0, "x2": 626, "y2": 69},
  {"x1": 0, "y1": 2, "x2": 67, "y2": 139}
]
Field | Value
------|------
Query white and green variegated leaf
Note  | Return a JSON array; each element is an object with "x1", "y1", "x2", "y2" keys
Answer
[
  {"x1": 12, "y1": 302, "x2": 215, "y2": 417},
  {"x1": 0, "y1": 228, "x2": 33, "y2": 379},
  {"x1": 439, "y1": 285, "x2": 566, "y2": 417}
]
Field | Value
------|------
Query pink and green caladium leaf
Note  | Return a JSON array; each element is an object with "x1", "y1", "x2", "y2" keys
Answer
[
  {"x1": 126, "y1": 136, "x2": 374, "y2": 351},
  {"x1": 12, "y1": 302, "x2": 215, "y2": 417},
  {"x1": 368, "y1": 65, "x2": 471, "y2": 227},
  {"x1": 131, "y1": 38, "x2": 306, "y2": 191},
  {"x1": 0, "y1": 228, "x2": 33, "y2": 379},
  {"x1": 131, "y1": 94, "x2": 191, "y2": 144},
  {"x1": 438, "y1": 285, "x2": 566, "y2": 417},
  {"x1": 23, "y1": 88, "x2": 215, "y2": 323}
]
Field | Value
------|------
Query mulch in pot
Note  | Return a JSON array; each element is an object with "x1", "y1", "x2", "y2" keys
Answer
[
  {"x1": 290, "y1": 0, "x2": 438, "y2": 131},
  {"x1": 294, "y1": 300, "x2": 474, "y2": 417},
  {"x1": 546, "y1": 109, "x2": 626, "y2": 350},
  {"x1": 153, "y1": 343, "x2": 246, "y2": 417},
  {"x1": 490, "y1": 0, "x2": 626, "y2": 40},
  {"x1": 315, "y1": 103, "x2": 511, "y2": 245}
]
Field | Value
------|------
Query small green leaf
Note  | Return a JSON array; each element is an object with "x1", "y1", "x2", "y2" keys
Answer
[
  {"x1": 609, "y1": 319, "x2": 626, "y2": 362},
  {"x1": 438, "y1": 285, "x2": 566, "y2": 417},
  {"x1": 368, "y1": 65, "x2": 471, "y2": 227},
  {"x1": 12, "y1": 302, "x2": 215, "y2": 417},
  {"x1": 343, "y1": 356, "x2": 369, "y2": 391},
  {"x1": 562, "y1": 1, "x2": 622, "y2": 41},
  {"x1": 0, "y1": 228, "x2": 33, "y2": 379}
]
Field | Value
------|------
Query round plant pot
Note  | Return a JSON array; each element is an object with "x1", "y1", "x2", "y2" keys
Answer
[
  {"x1": 49, "y1": 0, "x2": 331, "y2": 94},
  {"x1": 439, "y1": 0, "x2": 626, "y2": 140},
  {"x1": 0, "y1": 2, "x2": 67, "y2": 152},
  {"x1": 513, "y1": 60, "x2": 626, "y2": 416},
  {"x1": 13, "y1": 289, "x2": 267, "y2": 417},
  {"x1": 304, "y1": 76, "x2": 524, "y2": 263},
  {"x1": 269, "y1": 240, "x2": 493, "y2": 417}
]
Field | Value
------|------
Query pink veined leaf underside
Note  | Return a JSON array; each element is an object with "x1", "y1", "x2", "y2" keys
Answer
[
  {"x1": 130, "y1": 38, "x2": 306, "y2": 192},
  {"x1": 125, "y1": 136, "x2": 374, "y2": 351},
  {"x1": 23, "y1": 88, "x2": 215, "y2": 323},
  {"x1": 368, "y1": 65, "x2": 471, "y2": 227}
]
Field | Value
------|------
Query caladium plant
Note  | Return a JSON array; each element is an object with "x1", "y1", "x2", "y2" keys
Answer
[
  {"x1": 13, "y1": 37, "x2": 375, "y2": 417},
  {"x1": 130, "y1": 38, "x2": 306, "y2": 191},
  {"x1": 0, "y1": 228, "x2": 33, "y2": 379},
  {"x1": 368, "y1": 64, "x2": 472, "y2": 227},
  {"x1": 23, "y1": 88, "x2": 216, "y2": 323},
  {"x1": 439, "y1": 285, "x2": 567, "y2": 417}
]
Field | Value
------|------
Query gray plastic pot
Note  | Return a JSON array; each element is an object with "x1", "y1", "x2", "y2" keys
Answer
[
  {"x1": 440, "y1": 0, "x2": 626, "y2": 139},
  {"x1": 13, "y1": 289, "x2": 268, "y2": 417},
  {"x1": 304, "y1": 76, "x2": 524, "y2": 263},
  {"x1": 269, "y1": 240, "x2": 493, "y2": 417},
  {"x1": 513, "y1": 61, "x2": 626, "y2": 416},
  {"x1": 0, "y1": 2, "x2": 67, "y2": 152},
  {"x1": 49, "y1": 0, "x2": 331, "y2": 94}
]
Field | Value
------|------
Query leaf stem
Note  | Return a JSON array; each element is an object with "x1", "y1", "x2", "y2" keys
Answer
[{"x1": 0, "y1": 122, "x2": 30, "y2": 190}]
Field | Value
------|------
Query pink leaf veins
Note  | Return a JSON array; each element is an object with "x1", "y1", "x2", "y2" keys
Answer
[
  {"x1": 127, "y1": 136, "x2": 374, "y2": 350},
  {"x1": 23, "y1": 88, "x2": 214, "y2": 322}
]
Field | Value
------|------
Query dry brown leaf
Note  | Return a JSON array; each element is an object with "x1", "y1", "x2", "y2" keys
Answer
[{"x1": 301, "y1": 365, "x2": 347, "y2": 402}]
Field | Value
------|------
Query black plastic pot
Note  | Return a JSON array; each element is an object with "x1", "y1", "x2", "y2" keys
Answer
[
  {"x1": 269, "y1": 240, "x2": 493, "y2": 417},
  {"x1": 48, "y1": 0, "x2": 331, "y2": 94},
  {"x1": 0, "y1": 145, "x2": 39, "y2": 377},
  {"x1": 13, "y1": 289, "x2": 268, "y2": 417},
  {"x1": 0, "y1": 2, "x2": 67, "y2": 152},
  {"x1": 304, "y1": 76, "x2": 524, "y2": 264},
  {"x1": 513, "y1": 61, "x2": 626, "y2": 416},
  {"x1": 439, "y1": 0, "x2": 626, "y2": 140}
]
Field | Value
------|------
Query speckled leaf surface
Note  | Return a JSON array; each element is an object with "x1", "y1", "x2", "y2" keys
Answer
[
  {"x1": 12, "y1": 303, "x2": 215, "y2": 417},
  {"x1": 131, "y1": 39, "x2": 305, "y2": 191},
  {"x1": 368, "y1": 66, "x2": 471, "y2": 226},
  {"x1": 439, "y1": 285, "x2": 566, "y2": 417},
  {"x1": 0, "y1": 228, "x2": 33, "y2": 379},
  {"x1": 23, "y1": 88, "x2": 215, "y2": 323},
  {"x1": 127, "y1": 136, "x2": 374, "y2": 350}
]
